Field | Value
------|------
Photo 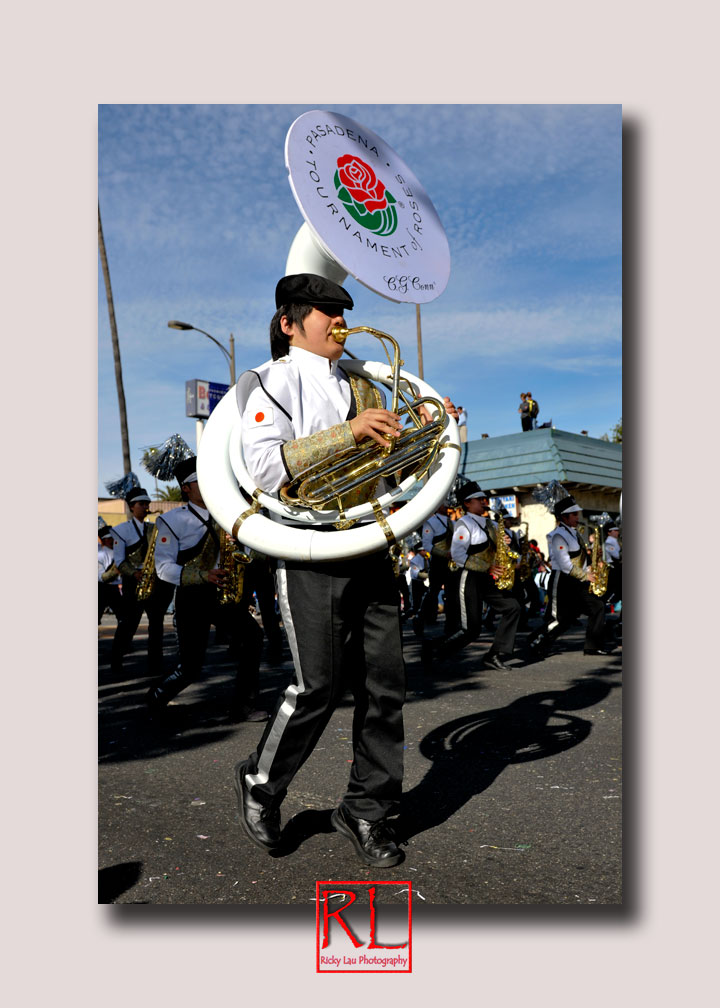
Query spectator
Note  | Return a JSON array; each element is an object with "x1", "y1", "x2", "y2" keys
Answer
[
  {"x1": 525, "y1": 392, "x2": 539, "y2": 428},
  {"x1": 457, "y1": 406, "x2": 468, "y2": 443},
  {"x1": 518, "y1": 393, "x2": 532, "y2": 432}
]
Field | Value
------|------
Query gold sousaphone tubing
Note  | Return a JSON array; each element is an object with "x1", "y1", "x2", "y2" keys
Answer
[{"x1": 279, "y1": 325, "x2": 448, "y2": 510}]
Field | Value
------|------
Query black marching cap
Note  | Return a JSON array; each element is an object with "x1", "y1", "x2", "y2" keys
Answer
[
  {"x1": 458, "y1": 481, "x2": 489, "y2": 504},
  {"x1": 275, "y1": 273, "x2": 354, "y2": 312},
  {"x1": 98, "y1": 525, "x2": 113, "y2": 539},
  {"x1": 125, "y1": 487, "x2": 151, "y2": 504},
  {"x1": 173, "y1": 456, "x2": 198, "y2": 485},
  {"x1": 553, "y1": 494, "x2": 581, "y2": 518}
]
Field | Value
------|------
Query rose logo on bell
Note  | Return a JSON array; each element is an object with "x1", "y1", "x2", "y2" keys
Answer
[{"x1": 333, "y1": 154, "x2": 398, "y2": 237}]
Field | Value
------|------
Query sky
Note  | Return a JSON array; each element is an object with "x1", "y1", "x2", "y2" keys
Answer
[{"x1": 98, "y1": 104, "x2": 622, "y2": 497}]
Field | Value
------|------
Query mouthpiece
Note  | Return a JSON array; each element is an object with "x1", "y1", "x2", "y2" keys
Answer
[{"x1": 331, "y1": 326, "x2": 349, "y2": 344}]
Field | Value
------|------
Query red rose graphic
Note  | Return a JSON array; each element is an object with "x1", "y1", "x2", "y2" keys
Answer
[{"x1": 336, "y1": 154, "x2": 388, "y2": 213}]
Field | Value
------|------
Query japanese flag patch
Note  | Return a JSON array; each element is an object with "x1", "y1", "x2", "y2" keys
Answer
[{"x1": 246, "y1": 407, "x2": 274, "y2": 427}]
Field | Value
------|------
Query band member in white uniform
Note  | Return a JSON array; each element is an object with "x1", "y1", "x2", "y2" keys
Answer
[
  {"x1": 98, "y1": 524, "x2": 122, "y2": 624},
  {"x1": 233, "y1": 273, "x2": 408, "y2": 869},
  {"x1": 413, "y1": 504, "x2": 460, "y2": 637},
  {"x1": 603, "y1": 522, "x2": 622, "y2": 607},
  {"x1": 147, "y1": 457, "x2": 266, "y2": 721},
  {"x1": 110, "y1": 486, "x2": 173, "y2": 677},
  {"x1": 525, "y1": 494, "x2": 611, "y2": 661},
  {"x1": 423, "y1": 482, "x2": 521, "y2": 672}
]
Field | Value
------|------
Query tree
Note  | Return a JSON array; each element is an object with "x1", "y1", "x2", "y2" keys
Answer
[
  {"x1": 154, "y1": 485, "x2": 183, "y2": 502},
  {"x1": 99, "y1": 204, "x2": 132, "y2": 476},
  {"x1": 601, "y1": 418, "x2": 622, "y2": 443}
]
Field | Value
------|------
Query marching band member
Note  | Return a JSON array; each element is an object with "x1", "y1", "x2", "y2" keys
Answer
[
  {"x1": 525, "y1": 490, "x2": 611, "y2": 661},
  {"x1": 413, "y1": 502, "x2": 459, "y2": 637},
  {"x1": 110, "y1": 487, "x2": 172, "y2": 677},
  {"x1": 147, "y1": 457, "x2": 266, "y2": 722},
  {"x1": 407, "y1": 547, "x2": 428, "y2": 616},
  {"x1": 604, "y1": 521, "x2": 622, "y2": 605},
  {"x1": 232, "y1": 273, "x2": 409, "y2": 868},
  {"x1": 98, "y1": 523, "x2": 122, "y2": 624},
  {"x1": 422, "y1": 482, "x2": 521, "y2": 673}
]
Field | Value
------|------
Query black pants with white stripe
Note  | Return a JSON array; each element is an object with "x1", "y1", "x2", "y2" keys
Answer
[
  {"x1": 419, "y1": 555, "x2": 461, "y2": 636},
  {"x1": 152, "y1": 583, "x2": 263, "y2": 707},
  {"x1": 532, "y1": 570, "x2": 606, "y2": 650},
  {"x1": 437, "y1": 569, "x2": 521, "y2": 660},
  {"x1": 244, "y1": 551, "x2": 405, "y2": 821},
  {"x1": 111, "y1": 576, "x2": 173, "y2": 673}
]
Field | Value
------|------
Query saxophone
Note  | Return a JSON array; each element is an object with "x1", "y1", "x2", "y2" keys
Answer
[
  {"x1": 136, "y1": 525, "x2": 158, "y2": 602},
  {"x1": 589, "y1": 525, "x2": 609, "y2": 597},
  {"x1": 493, "y1": 513, "x2": 520, "y2": 591},
  {"x1": 217, "y1": 532, "x2": 252, "y2": 606}
]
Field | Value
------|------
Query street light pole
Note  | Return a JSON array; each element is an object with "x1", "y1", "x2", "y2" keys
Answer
[
  {"x1": 167, "y1": 320, "x2": 236, "y2": 385},
  {"x1": 228, "y1": 332, "x2": 236, "y2": 385}
]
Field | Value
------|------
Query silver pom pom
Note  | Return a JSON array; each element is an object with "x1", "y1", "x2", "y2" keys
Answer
[
  {"x1": 142, "y1": 434, "x2": 193, "y2": 481},
  {"x1": 105, "y1": 472, "x2": 140, "y2": 498},
  {"x1": 532, "y1": 480, "x2": 568, "y2": 513},
  {"x1": 449, "y1": 476, "x2": 472, "y2": 508}
]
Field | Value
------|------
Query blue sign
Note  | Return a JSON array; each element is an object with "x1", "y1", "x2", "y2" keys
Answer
[
  {"x1": 185, "y1": 379, "x2": 230, "y2": 419},
  {"x1": 208, "y1": 381, "x2": 230, "y2": 414}
]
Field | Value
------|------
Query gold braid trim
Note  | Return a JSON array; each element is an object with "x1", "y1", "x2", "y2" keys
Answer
[
  {"x1": 280, "y1": 375, "x2": 384, "y2": 511},
  {"x1": 117, "y1": 559, "x2": 139, "y2": 578},
  {"x1": 569, "y1": 531, "x2": 589, "y2": 581},
  {"x1": 100, "y1": 563, "x2": 120, "y2": 583},
  {"x1": 282, "y1": 422, "x2": 356, "y2": 478},
  {"x1": 179, "y1": 525, "x2": 222, "y2": 587},
  {"x1": 462, "y1": 523, "x2": 497, "y2": 573}
]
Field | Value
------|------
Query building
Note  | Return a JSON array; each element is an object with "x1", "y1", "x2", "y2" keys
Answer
[
  {"x1": 98, "y1": 498, "x2": 181, "y2": 530},
  {"x1": 456, "y1": 427, "x2": 622, "y2": 549}
]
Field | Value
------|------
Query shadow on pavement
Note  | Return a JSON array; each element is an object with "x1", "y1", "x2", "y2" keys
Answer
[
  {"x1": 394, "y1": 676, "x2": 620, "y2": 843},
  {"x1": 98, "y1": 861, "x2": 144, "y2": 903}
]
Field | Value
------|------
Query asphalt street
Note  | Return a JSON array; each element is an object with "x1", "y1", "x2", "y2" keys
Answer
[{"x1": 98, "y1": 607, "x2": 622, "y2": 906}]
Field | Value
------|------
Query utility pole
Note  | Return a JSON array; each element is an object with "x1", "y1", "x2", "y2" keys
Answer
[
  {"x1": 415, "y1": 304, "x2": 424, "y2": 380},
  {"x1": 98, "y1": 203, "x2": 132, "y2": 479}
]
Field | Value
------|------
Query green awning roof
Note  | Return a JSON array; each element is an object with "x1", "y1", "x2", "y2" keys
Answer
[{"x1": 456, "y1": 428, "x2": 622, "y2": 492}]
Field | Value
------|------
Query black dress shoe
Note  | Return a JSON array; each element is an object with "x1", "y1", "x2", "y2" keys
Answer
[
  {"x1": 331, "y1": 805, "x2": 404, "y2": 868},
  {"x1": 583, "y1": 647, "x2": 614, "y2": 656},
  {"x1": 233, "y1": 761, "x2": 282, "y2": 850},
  {"x1": 411, "y1": 616, "x2": 425, "y2": 638},
  {"x1": 482, "y1": 652, "x2": 512, "y2": 671},
  {"x1": 145, "y1": 686, "x2": 169, "y2": 717}
]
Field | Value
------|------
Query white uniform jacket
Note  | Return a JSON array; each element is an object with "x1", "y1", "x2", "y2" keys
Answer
[
  {"x1": 604, "y1": 536, "x2": 621, "y2": 564},
  {"x1": 237, "y1": 345, "x2": 388, "y2": 519},
  {"x1": 450, "y1": 513, "x2": 496, "y2": 569},
  {"x1": 98, "y1": 545, "x2": 120, "y2": 584},
  {"x1": 548, "y1": 524, "x2": 587, "y2": 579},
  {"x1": 407, "y1": 553, "x2": 426, "y2": 582},
  {"x1": 421, "y1": 512, "x2": 453, "y2": 555},
  {"x1": 111, "y1": 518, "x2": 148, "y2": 572},
  {"x1": 154, "y1": 504, "x2": 221, "y2": 587}
]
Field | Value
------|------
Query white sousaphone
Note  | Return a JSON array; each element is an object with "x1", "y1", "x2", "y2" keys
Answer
[{"x1": 197, "y1": 110, "x2": 459, "y2": 562}]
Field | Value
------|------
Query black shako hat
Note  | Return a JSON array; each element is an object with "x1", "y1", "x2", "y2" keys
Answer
[
  {"x1": 275, "y1": 273, "x2": 354, "y2": 312},
  {"x1": 458, "y1": 481, "x2": 489, "y2": 504},
  {"x1": 98, "y1": 525, "x2": 113, "y2": 539},
  {"x1": 173, "y1": 456, "x2": 198, "y2": 485},
  {"x1": 554, "y1": 495, "x2": 582, "y2": 518},
  {"x1": 125, "y1": 487, "x2": 151, "y2": 504}
]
